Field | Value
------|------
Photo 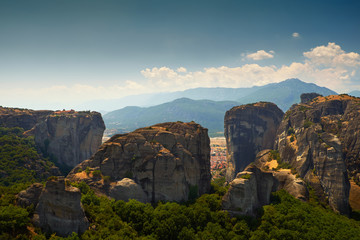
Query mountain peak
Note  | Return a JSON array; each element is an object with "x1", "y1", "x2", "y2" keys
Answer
[{"x1": 281, "y1": 78, "x2": 304, "y2": 84}]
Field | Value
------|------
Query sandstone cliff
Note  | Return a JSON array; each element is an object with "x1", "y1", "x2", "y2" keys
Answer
[
  {"x1": 274, "y1": 94, "x2": 358, "y2": 215},
  {"x1": 67, "y1": 121, "x2": 211, "y2": 203},
  {"x1": 32, "y1": 111, "x2": 105, "y2": 168},
  {"x1": 224, "y1": 102, "x2": 284, "y2": 181},
  {"x1": 32, "y1": 177, "x2": 89, "y2": 237}
]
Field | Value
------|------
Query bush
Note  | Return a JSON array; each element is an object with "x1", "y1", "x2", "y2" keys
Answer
[
  {"x1": 287, "y1": 127, "x2": 295, "y2": 135},
  {"x1": 0, "y1": 205, "x2": 29, "y2": 235},
  {"x1": 239, "y1": 174, "x2": 251, "y2": 179},
  {"x1": 303, "y1": 120, "x2": 313, "y2": 128},
  {"x1": 92, "y1": 170, "x2": 102, "y2": 178}
]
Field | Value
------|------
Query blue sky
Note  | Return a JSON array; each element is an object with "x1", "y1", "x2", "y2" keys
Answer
[{"x1": 1, "y1": 0, "x2": 360, "y2": 109}]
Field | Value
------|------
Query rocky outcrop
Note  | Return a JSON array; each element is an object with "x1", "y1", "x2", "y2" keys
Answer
[
  {"x1": 222, "y1": 165, "x2": 276, "y2": 216},
  {"x1": 32, "y1": 111, "x2": 105, "y2": 168},
  {"x1": 67, "y1": 121, "x2": 211, "y2": 203},
  {"x1": 33, "y1": 177, "x2": 89, "y2": 237},
  {"x1": 109, "y1": 178, "x2": 147, "y2": 203},
  {"x1": 16, "y1": 183, "x2": 44, "y2": 208},
  {"x1": 0, "y1": 107, "x2": 105, "y2": 169},
  {"x1": 224, "y1": 102, "x2": 284, "y2": 181},
  {"x1": 275, "y1": 94, "x2": 358, "y2": 215},
  {"x1": 300, "y1": 93, "x2": 322, "y2": 104},
  {"x1": 0, "y1": 107, "x2": 52, "y2": 131},
  {"x1": 223, "y1": 150, "x2": 308, "y2": 216},
  {"x1": 254, "y1": 149, "x2": 308, "y2": 201}
]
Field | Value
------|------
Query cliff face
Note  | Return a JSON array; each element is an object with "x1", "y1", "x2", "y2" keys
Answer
[
  {"x1": 222, "y1": 150, "x2": 308, "y2": 216},
  {"x1": 30, "y1": 177, "x2": 89, "y2": 237},
  {"x1": 224, "y1": 102, "x2": 284, "y2": 181},
  {"x1": 67, "y1": 121, "x2": 211, "y2": 203},
  {"x1": 275, "y1": 94, "x2": 358, "y2": 215},
  {"x1": 222, "y1": 165, "x2": 275, "y2": 216},
  {"x1": 0, "y1": 107, "x2": 52, "y2": 131},
  {"x1": 0, "y1": 107, "x2": 105, "y2": 169},
  {"x1": 32, "y1": 111, "x2": 105, "y2": 168}
]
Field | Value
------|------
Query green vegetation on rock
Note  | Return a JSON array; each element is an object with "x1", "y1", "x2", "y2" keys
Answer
[{"x1": 0, "y1": 127, "x2": 57, "y2": 187}]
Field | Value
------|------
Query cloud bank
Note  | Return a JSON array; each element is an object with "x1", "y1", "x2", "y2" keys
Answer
[
  {"x1": 1, "y1": 42, "x2": 359, "y2": 110},
  {"x1": 141, "y1": 42, "x2": 360, "y2": 92}
]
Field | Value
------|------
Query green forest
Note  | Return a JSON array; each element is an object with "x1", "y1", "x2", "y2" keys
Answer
[{"x1": 1, "y1": 127, "x2": 360, "y2": 239}]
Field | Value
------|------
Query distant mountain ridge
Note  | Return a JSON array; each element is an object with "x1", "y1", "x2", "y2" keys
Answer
[
  {"x1": 104, "y1": 98, "x2": 239, "y2": 136},
  {"x1": 103, "y1": 79, "x2": 337, "y2": 137},
  {"x1": 237, "y1": 78, "x2": 336, "y2": 110},
  {"x1": 80, "y1": 79, "x2": 336, "y2": 112}
]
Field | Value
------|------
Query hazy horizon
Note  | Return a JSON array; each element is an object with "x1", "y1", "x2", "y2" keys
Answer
[{"x1": 1, "y1": 0, "x2": 359, "y2": 110}]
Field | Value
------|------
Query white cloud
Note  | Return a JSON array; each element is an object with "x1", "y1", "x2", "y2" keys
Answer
[
  {"x1": 246, "y1": 50, "x2": 274, "y2": 61},
  {"x1": 292, "y1": 32, "x2": 300, "y2": 38},
  {"x1": 140, "y1": 43, "x2": 360, "y2": 93},
  {"x1": 303, "y1": 42, "x2": 360, "y2": 67},
  {"x1": 2, "y1": 43, "x2": 359, "y2": 110},
  {"x1": 177, "y1": 67, "x2": 187, "y2": 73}
]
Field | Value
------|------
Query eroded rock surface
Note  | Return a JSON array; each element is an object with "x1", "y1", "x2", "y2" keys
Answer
[
  {"x1": 300, "y1": 93, "x2": 322, "y2": 104},
  {"x1": 16, "y1": 183, "x2": 44, "y2": 208},
  {"x1": 109, "y1": 178, "x2": 148, "y2": 203},
  {"x1": 32, "y1": 111, "x2": 105, "y2": 168},
  {"x1": 33, "y1": 177, "x2": 89, "y2": 237},
  {"x1": 224, "y1": 102, "x2": 284, "y2": 181},
  {"x1": 223, "y1": 150, "x2": 308, "y2": 216},
  {"x1": 67, "y1": 121, "x2": 211, "y2": 203},
  {"x1": 222, "y1": 165, "x2": 275, "y2": 216},
  {"x1": 275, "y1": 94, "x2": 358, "y2": 214},
  {"x1": 254, "y1": 149, "x2": 308, "y2": 201}
]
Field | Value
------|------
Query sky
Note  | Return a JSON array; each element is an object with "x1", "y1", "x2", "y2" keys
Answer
[{"x1": 1, "y1": 0, "x2": 360, "y2": 110}]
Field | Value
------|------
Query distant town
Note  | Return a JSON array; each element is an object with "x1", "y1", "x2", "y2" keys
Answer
[{"x1": 210, "y1": 137, "x2": 227, "y2": 178}]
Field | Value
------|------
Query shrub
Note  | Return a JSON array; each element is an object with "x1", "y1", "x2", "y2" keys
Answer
[
  {"x1": 239, "y1": 174, "x2": 251, "y2": 179},
  {"x1": 47, "y1": 176, "x2": 58, "y2": 181},
  {"x1": 287, "y1": 127, "x2": 295, "y2": 135},
  {"x1": 269, "y1": 150, "x2": 280, "y2": 161},
  {"x1": 85, "y1": 167, "x2": 91, "y2": 175},
  {"x1": 103, "y1": 175, "x2": 111, "y2": 184},
  {"x1": 92, "y1": 170, "x2": 102, "y2": 178},
  {"x1": 303, "y1": 120, "x2": 313, "y2": 128}
]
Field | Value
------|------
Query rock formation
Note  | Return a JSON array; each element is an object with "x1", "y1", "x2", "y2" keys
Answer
[
  {"x1": 0, "y1": 107, "x2": 105, "y2": 169},
  {"x1": 31, "y1": 111, "x2": 105, "y2": 168},
  {"x1": 0, "y1": 107, "x2": 52, "y2": 131},
  {"x1": 33, "y1": 177, "x2": 89, "y2": 237},
  {"x1": 275, "y1": 94, "x2": 359, "y2": 215},
  {"x1": 254, "y1": 149, "x2": 308, "y2": 200},
  {"x1": 224, "y1": 102, "x2": 284, "y2": 181},
  {"x1": 222, "y1": 165, "x2": 275, "y2": 216},
  {"x1": 300, "y1": 93, "x2": 322, "y2": 104},
  {"x1": 109, "y1": 178, "x2": 148, "y2": 203},
  {"x1": 67, "y1": 121, "x2": 211, "y2": 203},
  {"x1": 222, "y1": 150, "x2": 308, "y2": 216},
  {"x1": 17, "y1": 183, "x2": 44, "y2": 208}
]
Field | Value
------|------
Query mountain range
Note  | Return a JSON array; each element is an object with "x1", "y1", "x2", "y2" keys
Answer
[
  {"x1": 81, "y1": 78, "x2": 337, "y2": 113},
  {"x1": 103, "y1": 79, "x2": 337, "y2": 137}
]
